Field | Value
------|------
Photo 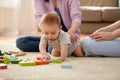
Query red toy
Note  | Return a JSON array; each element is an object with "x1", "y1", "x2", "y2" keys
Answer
[
  {"x1": 0, "y1": 64, "x2": 7, "y2": 69},
  {"x1": 0, "y1": 56, "x2": 3, "y2": 59},
  {"x1": 35, "y1": 56, "x2": 50, "y2": 65}
]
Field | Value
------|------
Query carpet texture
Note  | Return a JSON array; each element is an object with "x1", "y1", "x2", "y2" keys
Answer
[{"x1": 0, "y1": 39, "x2": 120, "y2": 80}]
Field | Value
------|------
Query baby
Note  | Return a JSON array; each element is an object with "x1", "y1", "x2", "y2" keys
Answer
[{"x1": 39, "y1": 12, "x2": 83, "y2": 61}]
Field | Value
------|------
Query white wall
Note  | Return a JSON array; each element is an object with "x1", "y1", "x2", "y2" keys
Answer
[{"x1": 0, "y1": 0, "x2": 37, "y2": 36}]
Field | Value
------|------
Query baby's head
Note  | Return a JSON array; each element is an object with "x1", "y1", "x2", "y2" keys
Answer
[{"x1": 40, "y1": 12, "x2": 61, "y2": 40}]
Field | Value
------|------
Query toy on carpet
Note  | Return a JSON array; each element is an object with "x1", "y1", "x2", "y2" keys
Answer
[
  {"x1": 19, "y1": 58, "x2": 36, "y2": 66},
  {"x1": 0, "y1": 50, "x2": 26, "y2": 57},
  {"x1": 35, "y1": 56, "x2": 50, "y2": 65},
  {"x1": 3, "y1": 55, "x2": 22, "y2": 64},
  {"x1": 0, "y1": 63, "x2": 7, "y2": 69},
  {"x1": 0, "y1": 50, "x2": 4, "y2": 56},
  {"x1": 9, "y1": 51, "x2": 26, "y2": 56},
  {"x1": 61, "y1": 63, "x2": 72, "y2": 69},
  {"x1": 0, "y1": 56, "x2": 3, "y2": 59},
  {"x1": 50, "y1": 57, "x2": 62, "y2": 63}
]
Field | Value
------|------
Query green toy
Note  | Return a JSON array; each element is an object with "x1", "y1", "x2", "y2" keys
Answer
[
  {"x1": 4, "y1": 51, "x2": 12, "y2": 55},
  {"x1": 0, "y1": 50, "x2": 4, "y2": 56},
  {"x1": 3, "y1": 56, "x2": 11, "y2": 64},
  {"x1": 50, "y1": 59, "x2": 62, "y2": 63},
  {"x1": 19, "y1": 61, "x2": 36, "y2": 66},
  {"x1": 11, "y1": 59, "x2": 21, "y2": 64}
]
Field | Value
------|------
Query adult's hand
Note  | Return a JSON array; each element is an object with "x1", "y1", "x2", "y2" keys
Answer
[
  {"x1": 90, "y1": 32, "x2": 115, "y2": 41},
  {"x1": 67, "y1": 31, "x2": 77, "y2": 43}
]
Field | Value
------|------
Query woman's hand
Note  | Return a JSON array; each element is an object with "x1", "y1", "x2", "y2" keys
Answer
[
  {"x1": 90, "y1": 32, "x2": 115, "y2": 41},
  {"x1": 67, "y1": 31, "x2": 77, "y2": 43}
]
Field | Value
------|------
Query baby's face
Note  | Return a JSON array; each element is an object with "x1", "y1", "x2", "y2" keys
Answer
[{"x1": 42, "y1": 24, "x2": 61, "y2": 40}]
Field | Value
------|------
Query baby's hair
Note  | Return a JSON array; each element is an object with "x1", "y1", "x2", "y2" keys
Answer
[{"x1": 40, "y1": 12, "x2": 61, "y2": 27}]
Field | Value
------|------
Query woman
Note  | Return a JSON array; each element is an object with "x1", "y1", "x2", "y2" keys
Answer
[
  {"x1": 82, "y1": 20, "x2": 120, "y2": 57},
  {"x1": 16, "y1": 0, "x2": 82, "y2": 52}
]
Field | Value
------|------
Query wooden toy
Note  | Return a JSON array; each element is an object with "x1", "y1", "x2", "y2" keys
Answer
[
  {"x1": 4, "y1": 51, "x2": 12, "y2": 55},
  {"x1": 0, "y1": 64, "x2": 7, "y2": 69},
  {"x1": 19, "y1": 58, "x2": 36, "y2": 66},
  {"x1": 19, "y1": 61, "x2": 36, "y2": 66},
  {"x1": 0, "y1": 59, "x2": 4, "y2": 63},
  {"x1": 11, "y1": 59, "x2": 22, "y2": 64},
  {"x1": 35, "y1": 56, "x2": 49, "y2": 65},
  {"x1": 50, "y1": 59, "x2": 62, "y2": 63},
  {"x1": 61, "y1": 63, "x2": 72, "y2": 69},
  {"x1": 0, "y1": 50, "x2": 4, "y2": 56},
  {"x1": 9, "y1": 51, "x2": 26, "y2": 56},
  {"x1": 3, "y1": 56, "x2": 11, "y2": 64},
  {"x1": 0, "y1": 56, "x2": 3, "y2": 59},
  {"x1": 36, "y1": 60, "x2": 49, "y2": 65}
]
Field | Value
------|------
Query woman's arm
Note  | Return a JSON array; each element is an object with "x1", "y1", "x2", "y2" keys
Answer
[
  {"x1": 94, "y1": 20, "x2": 120, "y2": 32},
  {"x1": 34, "y1": 0, "x2": 46, "y2": 26},
  {"x1": 112, "y1": 28, "x2": 120, "y2": 39},
  {"x1": 90, "y1": 20, "x2": 120, "y2": 40},
  {"x1": 67, "y1": 0, "x2": 82, "y2": 42}
]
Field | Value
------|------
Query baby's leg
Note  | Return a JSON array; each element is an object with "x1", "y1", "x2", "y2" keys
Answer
[
  {"x1": 51, "y1": 49, "x2": 60, "y2": 57},
  {"x1": 72, "y1": 45, "x2": 84, "y2": 57}
]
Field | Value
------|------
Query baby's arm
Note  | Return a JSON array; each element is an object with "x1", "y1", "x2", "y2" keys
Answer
[
  {"x1": 39, "y1": 41, "x2": 50, "y2": 60},
  {"x1": 59, "y1": 44, "x2": 68, "y2": 62}
]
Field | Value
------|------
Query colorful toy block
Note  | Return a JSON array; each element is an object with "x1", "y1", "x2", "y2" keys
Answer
[
  {"x1": 35, "y1": 56, "x2": 49, "y2": 65},
  {"x1": 50, "y1": 59, "x2": 62, "y2": 63},
  {"x1": 0, "y1": 59, "x2": 4, "y2": 63},
  {"x1": 0, "y1": 50, "x2": 4, "y2": 56},
  {"x1": 36, "y1": 60, "x2": 49, "y2": 65},
  {"x1": 4, "y1": 51, "x2": 12, "y2": 55},
  {"x1": 0, "y1": 56, "x2": 3, "y2": 59},
  {"x1": 3, "y1": 56, "x2": 11, "y2": 64},
  {"x1": 19, "y1": 61, "x2": 36, "y2": 66},
  {"x1": 3, "y1": 55, "x2": 21, "y2": 64},
  {"x1": 11, "y1": 59, "x2": 21, "y2": 64},
  {"x1": 9, "y1": 51, "x2": 26, "y2": 56},
  {"x1": 61, "y1": 63, "x2": 72, "y2": 69},
  {"x1": 0, "y1": 64, "x2": 7, "y2": 69},
  {"x1": 19, "y1": 58, "x2": 36, "y2": 66}
]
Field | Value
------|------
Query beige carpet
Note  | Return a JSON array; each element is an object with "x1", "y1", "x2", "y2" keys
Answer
[{"x1": 0, "y1": 38, "x2": 120, "y2": 80}]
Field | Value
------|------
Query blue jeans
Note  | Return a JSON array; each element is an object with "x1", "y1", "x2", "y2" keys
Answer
[
  {"x1": 82, "y1": 37, "x2": 120, "y2": 57},
  {"x1": 16, "y1": 36, "x2": 52, "y2": 53}
]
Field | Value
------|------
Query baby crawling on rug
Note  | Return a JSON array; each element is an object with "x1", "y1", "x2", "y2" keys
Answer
[{"x1": 39, "y1": 12, "x2": 84, "y2": 62}]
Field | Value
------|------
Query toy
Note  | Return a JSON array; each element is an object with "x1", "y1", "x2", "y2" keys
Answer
[
  {"x1": 0, "y1": 56, "x2": 3, "y2": 59},
  {"x1": 3, "y1": 55, "x2": 21, "y2": 64},
  {"x1": 35, "y1": 56, "x2": 49, "y2": 65},
  {"x1": 0, "y1": 59, "x2": 4, "y2": 63},
  {"x1": 50, "y1": 58, "x2": 62, "y2": 63},
  {"x1": 19, "y1": 58, "x2": 36, "y2": 66},
  {"x1": 11, "y1": 58, "x2": 21, "y2": 64},
  {"x1": 0, "y1": 50, "x2": 4, "y2": 56},
  {"x1": 9, "y1": 51, "x2": 26, "y2": 56},
  {"x1": 3, "y1": 56, "x2": 11, "y2": 64},
  {"x1": 61, "y1": 63, "x2": 72, "y2": 69},
  {"x1": 4, "y1": 51, "x2": 12, "y2": 55},
  {"x1": 0, "y1": 64, "x2": 7, "y2": 69}
]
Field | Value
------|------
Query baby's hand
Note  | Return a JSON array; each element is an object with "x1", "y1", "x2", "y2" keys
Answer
[{"x1": 42, "y1": 53, "x2": 51, "y2": 60}]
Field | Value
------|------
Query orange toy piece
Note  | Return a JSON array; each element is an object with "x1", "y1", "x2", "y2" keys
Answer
[
  {"x1": 36, "y1": 56, "x2": 42, "y2": 60},
  {"x1": 35, "y1": 56, "x2": 50, "y2": 65}
]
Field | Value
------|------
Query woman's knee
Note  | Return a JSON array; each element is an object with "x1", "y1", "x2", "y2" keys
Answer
[{"x1": 82, "y1": 37, "x2": 96, "y2": 56}]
